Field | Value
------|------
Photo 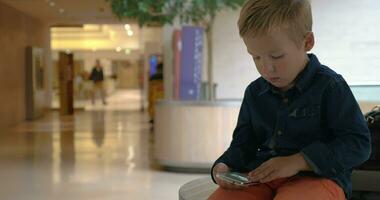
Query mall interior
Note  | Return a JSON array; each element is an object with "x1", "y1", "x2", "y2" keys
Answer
[{"x1": 0, "y1": 0, "x2": 380, "y2": 200}]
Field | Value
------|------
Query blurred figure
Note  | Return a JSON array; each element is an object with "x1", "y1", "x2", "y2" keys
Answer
[
  {"x1": 92, "y1": 111, "x2": 105, "y2": 148},
  {"x1": 80, "y1": 71, "x2": 92, "y2": 100},
  {"x1": 74, "y1": 72, "x2": 84, "y2": 100},
  {"x1": 89, "y1": 60, "x2": 107, "y2": 105},
  {"x1": 148, "y1": 56, "x2": 164, "y2": 124},
  {"x1": 74, "y1": 74, "x2": 82, "y2": 99}
]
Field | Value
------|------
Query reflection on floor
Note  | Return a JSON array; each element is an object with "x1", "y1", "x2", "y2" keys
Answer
[
  {"x1": 85, "y1": 89, "x2": 144, "y2": 111},
  {"x1": 0, "y1": 90, "x2": 205, "y2": 200},
  {"x1": 51, "y1": 89, "x2": 144, "y2": 111}
]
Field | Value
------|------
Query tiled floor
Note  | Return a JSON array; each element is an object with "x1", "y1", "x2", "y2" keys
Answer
[{"x1": 0, "y1": 90, "x2": 205, "y2": 200}]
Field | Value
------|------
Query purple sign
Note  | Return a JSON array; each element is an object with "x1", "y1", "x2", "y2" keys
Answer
[{"x1": 179, "y1": 26, "x2": 203, "y2": 100}]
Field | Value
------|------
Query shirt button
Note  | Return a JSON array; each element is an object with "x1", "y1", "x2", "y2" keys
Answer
[{"x1": 277, "y1": 130, "x2": 283, "y2": 136}]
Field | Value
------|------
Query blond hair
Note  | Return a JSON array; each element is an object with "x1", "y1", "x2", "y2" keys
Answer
[{"x1": 238, "y1": 0, "x2": 312, "y2": 46}]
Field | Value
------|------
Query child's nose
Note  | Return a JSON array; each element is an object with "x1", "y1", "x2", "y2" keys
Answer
[
  {"x1": 263, "y1": 62, "x2": 276, "y2": 73},
  {"x1": 266, "y1": 65, "x2": 275, "y2": 73},
  {"x1": 261, "y1": 58, "x2": 275, "y2": 73}
]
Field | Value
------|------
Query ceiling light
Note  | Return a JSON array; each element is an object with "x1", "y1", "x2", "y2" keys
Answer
[
  {"x1": 124, "y1": 24, "x2": 131, "y2": 30},
  {"x1": 49, "y1": 1, "x2": 55, "y2": 7},
  {"x1": 125, "y1": 49, "x2": 131, "y2": 55},
  {"x1": 127, "y1": 30, "x2": 133, "y2": 36},
  {"x1": 116, "y1": 47, "x2": 122, "y2": 52},
  {"x1": 59, "y1": 8, "x2": 65, "y2": 14}
]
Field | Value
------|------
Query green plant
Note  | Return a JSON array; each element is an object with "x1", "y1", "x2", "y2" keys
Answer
[{"x1": 107, "y1": 0, "x2": 245, "y2": 100}]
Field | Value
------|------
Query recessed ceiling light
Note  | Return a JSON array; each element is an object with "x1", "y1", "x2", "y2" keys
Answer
[
  {"x1": 124, "y1": 24, "x2": 131, "y2": 30},
  {"x1": 116, "y1": 47, "x2": 122, "y2": 52},
  {"x1": 59, "y1": 8, "x2": 65, "y2": 14},
  {"x1": 127, "y1": 30, "x2": 133, "y2": 36},
  {"x1": 49, "y1": 1, "x2": 55, "y2": 7}
]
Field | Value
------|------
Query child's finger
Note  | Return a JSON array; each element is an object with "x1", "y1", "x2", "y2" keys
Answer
[
  {"x1": 254, "y1": 165, "x2": 275, "y2": 181},
  {"x1": 259, "y1": 170, "x2": 277, "y2": 183},
  {"x1": 250, "y1": 161, "x2": 272, "y2": 178}
]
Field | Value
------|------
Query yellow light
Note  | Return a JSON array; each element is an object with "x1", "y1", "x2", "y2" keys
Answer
[
  {"x1": 127, "y1": 30, "x2": 133, "y2": 36},
  {"x1": 110, "y1": 30, "x2": 116, "y2": 40},
  {"x1": 83, "y1": 24, "x2": 100, "y2": 31}
]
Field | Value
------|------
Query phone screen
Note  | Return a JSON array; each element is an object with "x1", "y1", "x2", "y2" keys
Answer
[{"x1": 216, "y1": 172, "x2": 259, "y2": 186}]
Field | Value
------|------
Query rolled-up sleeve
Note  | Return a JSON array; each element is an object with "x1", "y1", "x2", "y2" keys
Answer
[{"x1": 301, "y1": 77, "x2": 371, "y2": 177}]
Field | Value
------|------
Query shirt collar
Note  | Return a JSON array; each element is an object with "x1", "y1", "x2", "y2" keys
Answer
[
  {"x1": 294, "y1": 53, "x2": 320, "y2": 93},
  {"x1": 258, "y1": 53, "x2": 320, "y2": 96},
  {"x1": 258, "y1": 79, "x2": 271, "y2": 96}
]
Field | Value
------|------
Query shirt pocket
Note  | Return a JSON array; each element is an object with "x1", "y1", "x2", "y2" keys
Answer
[{"x1": 286, "y1": 105, "x2": 322, "y2": 144}]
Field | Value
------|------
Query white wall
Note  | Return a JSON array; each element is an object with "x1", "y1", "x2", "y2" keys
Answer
[
  {"x1": 311, "y1": 0, "x2": 380, "y2": 85},
  {"x1": 212, "y1": 0, "x2": 380, "y2": 99},
  {"x1": 212, "y1": 10, "x2": 258, "y2": 99}
]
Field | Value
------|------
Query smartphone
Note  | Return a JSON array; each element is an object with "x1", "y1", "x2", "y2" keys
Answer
[{"x1": 216, "y1": 172, "x2": 259, "y2": 186}]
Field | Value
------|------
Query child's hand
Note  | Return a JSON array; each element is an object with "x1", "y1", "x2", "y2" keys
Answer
[
  {"x1": 213, "y1": 163, "x2": 246, "y2": 190},
  {"x1": 248, "y1": 153, "x2": 310, "y2": 183}
]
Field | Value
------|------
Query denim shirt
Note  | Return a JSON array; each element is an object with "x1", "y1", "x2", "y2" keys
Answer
[{"x1": 211, "y1": 54, "x2": 371, "y2": 199}]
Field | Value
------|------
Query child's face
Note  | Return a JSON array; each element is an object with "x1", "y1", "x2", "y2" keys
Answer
[{"x1": 242, "y1": 28, "x2": 314, "y2": 92}]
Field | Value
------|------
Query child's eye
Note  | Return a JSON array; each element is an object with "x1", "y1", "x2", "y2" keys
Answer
[
  {"x1": 253, "y1": 56, "x2": 261, "y2": 60},
  {"x1": 271, "y1": 54, "x2": 284, "y2": 59}
]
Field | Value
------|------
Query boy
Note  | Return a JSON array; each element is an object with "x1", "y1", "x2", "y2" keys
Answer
[{"x1": 208, "y1": 0, "x2": 371, "y2": 200}]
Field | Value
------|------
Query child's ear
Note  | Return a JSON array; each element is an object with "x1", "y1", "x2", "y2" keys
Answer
[{"x1": 304, "y1": 32, "x2": 315, "y2": 51}]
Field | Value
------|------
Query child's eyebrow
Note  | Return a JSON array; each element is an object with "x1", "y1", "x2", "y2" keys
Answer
[
  {"x1": 268, "y1": 49, "x2": 283, "y2": 54},
  {"x1": 247, "y1": 50, "x2": 283, "y2": 56}
]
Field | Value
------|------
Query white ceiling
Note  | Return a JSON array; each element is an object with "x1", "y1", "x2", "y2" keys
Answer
[
  {"x1": 0, "y1": 0, "x2": 163, "y2": 52},
  {"x1": 0, "y1": 0, "x2": 130, "y2": 25},
  {"x1": 51, "y1": 24, "x2": 141, "y2": 51}
]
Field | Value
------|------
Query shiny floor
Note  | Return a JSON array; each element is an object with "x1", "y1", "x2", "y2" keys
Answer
[{"x1": 0, "y1": 90, "x2": 205, "y2": 200}]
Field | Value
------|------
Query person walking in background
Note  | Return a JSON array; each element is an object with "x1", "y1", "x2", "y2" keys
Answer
[
  {"x1": 148, "y1": 57, "x2": 164, "y2": 124},
  {"x1": 89, "y1": 59, "x2": 107, "y2": 105}
]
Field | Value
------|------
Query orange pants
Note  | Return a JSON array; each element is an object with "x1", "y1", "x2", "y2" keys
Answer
[{"x1": 208, "y1": 176, "x2": 345, "y2": 200}]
